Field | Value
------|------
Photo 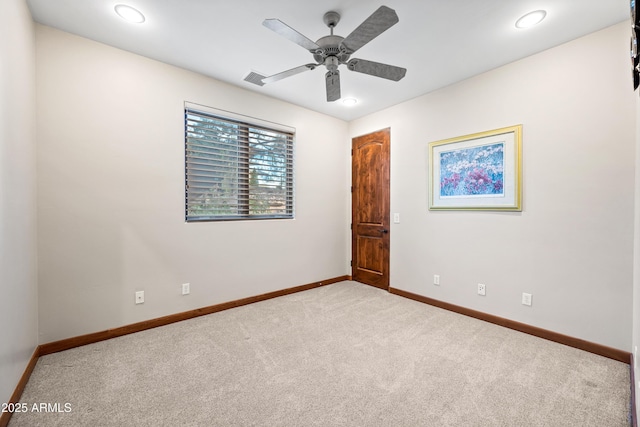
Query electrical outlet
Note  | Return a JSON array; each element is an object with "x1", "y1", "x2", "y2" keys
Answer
[
  {"x1": 477, "y1": 283, "x2": 486, "y2": 296},
  {"x1": 182, "y1": 283, "x2": 190, "y2": 295},
  {"x1": 433, "y1": 275, "x2": 440, "y2": 286},
  {"x1": 135, "y1": 291, "x2": 144, "y2": 304},
  {"x1": 522, "y1": 292, "x2": 532, "y2": 306}
]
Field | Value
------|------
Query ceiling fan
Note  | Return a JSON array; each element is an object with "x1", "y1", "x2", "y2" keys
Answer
[{"x1": 245, "y1": 5, "x2": 407, "y2": 102}]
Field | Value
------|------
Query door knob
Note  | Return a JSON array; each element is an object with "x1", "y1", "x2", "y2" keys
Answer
[{"x1": 382, "y1": 229, "x2": 388, "y2": 234}]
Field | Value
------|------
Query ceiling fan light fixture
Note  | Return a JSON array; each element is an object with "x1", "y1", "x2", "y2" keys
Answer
[
  {"x1": 114, "y1": 4, "x2": 146, "y2": 24},
  {"x1": 515, "y1": 10, "x2": 546, "y2": 29},
  {"x1": 342, "y1": 97, "x2": 358, "y2": 106}
]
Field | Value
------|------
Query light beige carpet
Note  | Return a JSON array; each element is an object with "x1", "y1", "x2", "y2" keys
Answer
[{"x1": 9, "y1": 281, "x2": 631, "y2": 426}]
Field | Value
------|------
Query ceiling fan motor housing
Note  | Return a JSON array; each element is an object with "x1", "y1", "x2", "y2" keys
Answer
[{"x1": 313, "y1": 35, "x2": 351, "y2": 66}]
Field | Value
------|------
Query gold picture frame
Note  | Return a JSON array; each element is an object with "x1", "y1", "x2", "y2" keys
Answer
[{"x1": 428, "y1": 125, "x2": 522, "y2": 211}]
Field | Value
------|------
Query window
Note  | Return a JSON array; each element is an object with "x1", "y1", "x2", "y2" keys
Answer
[{"x1": 185, "y1": 104, "x2": 294, "y2": 221}]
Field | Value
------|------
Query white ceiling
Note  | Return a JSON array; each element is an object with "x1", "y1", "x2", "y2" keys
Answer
[{"x1": 26, "y1": 0, "x2": 629, "y2": 121}]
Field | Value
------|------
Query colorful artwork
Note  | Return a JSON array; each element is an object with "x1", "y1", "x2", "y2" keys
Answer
[
  {"x1": 428, "y1": 125, "x2": 522, "y2": 211},
  {"x1": 439, "y1": 142, "x2": 504, "y2": 198}
]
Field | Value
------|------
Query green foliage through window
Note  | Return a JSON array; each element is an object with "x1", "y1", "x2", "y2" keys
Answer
[{"x1": 185, "y1": 107, "x2": 294, "y2": 221}]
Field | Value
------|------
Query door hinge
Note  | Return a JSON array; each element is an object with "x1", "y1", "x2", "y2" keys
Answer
[
  {"x1": 350, "y1": 223, "x2": 352, "y2": 229},
  {"x1": 351, "y1": 149, "x2": 353, "y2": 156},
  {"x1": 350, "y1": 260, "x2": 353, "y2": 266},
  {"x1": 350, "y1": 186, "x2": 353, "y2": 192}
]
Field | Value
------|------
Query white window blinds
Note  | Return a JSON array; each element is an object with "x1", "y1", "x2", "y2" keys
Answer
[{"x1": 185, "y1": 105, "x2": 294, "y2": 221}]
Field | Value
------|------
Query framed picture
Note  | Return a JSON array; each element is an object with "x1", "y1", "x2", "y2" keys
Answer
[{"x1": 428, "y1": 125, "x2": 522, "y2": 211}]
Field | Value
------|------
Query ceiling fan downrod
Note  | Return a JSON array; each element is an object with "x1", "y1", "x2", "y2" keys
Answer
[{"x1": 323, "y1": 11, "x2": 340, "y2": 35}]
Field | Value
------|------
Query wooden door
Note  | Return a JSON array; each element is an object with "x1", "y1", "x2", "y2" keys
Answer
[{"x1": 351, "y1": 128, "x2": 390, "y2": 289}]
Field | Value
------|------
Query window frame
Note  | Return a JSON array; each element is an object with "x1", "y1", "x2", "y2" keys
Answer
[{"x1": 184, "y1": 102, "x2": 295, "y2": 222}]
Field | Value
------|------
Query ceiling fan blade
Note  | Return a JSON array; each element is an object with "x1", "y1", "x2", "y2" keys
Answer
[
  {"x1": 263, "y1": 19, "x2": 320, "y2": 51},
  {"x1": 347, "y1": 58, "x2": 406, "y2": 81},
  {"x1": 325, "y1": 70, "x2": 341, "y2": 102},
  {"x1": 340, "y1": 6, "x2": 399, "y2": 54},
  {"x1": 262, "y1": 64, "x2": 317, "y2": 84}
]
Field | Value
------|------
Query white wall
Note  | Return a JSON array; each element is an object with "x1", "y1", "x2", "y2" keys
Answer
[
  {"x1": 0, "y1": 0, "x2": 38, "y2": 405},
  {"x1": 633, "y1": 53, "x2": 640, "y2": 418},
  {"x1": 350, "y1": 22, "x2": 635, "y2": 351},
  {"x1": 36, "y1": 25, "x2": 350, "y2": 344}
]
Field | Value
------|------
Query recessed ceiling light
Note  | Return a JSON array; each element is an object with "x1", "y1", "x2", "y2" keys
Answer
[
  {"x1": 342, "y1": 98, "x2": 358, "y2": 106},
  {"x1": 114, "y1": 4, "x2": 145, "y2": 24},
  {"x1": 515, "y1": 10, "x2": 547, "y2": 29}
]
